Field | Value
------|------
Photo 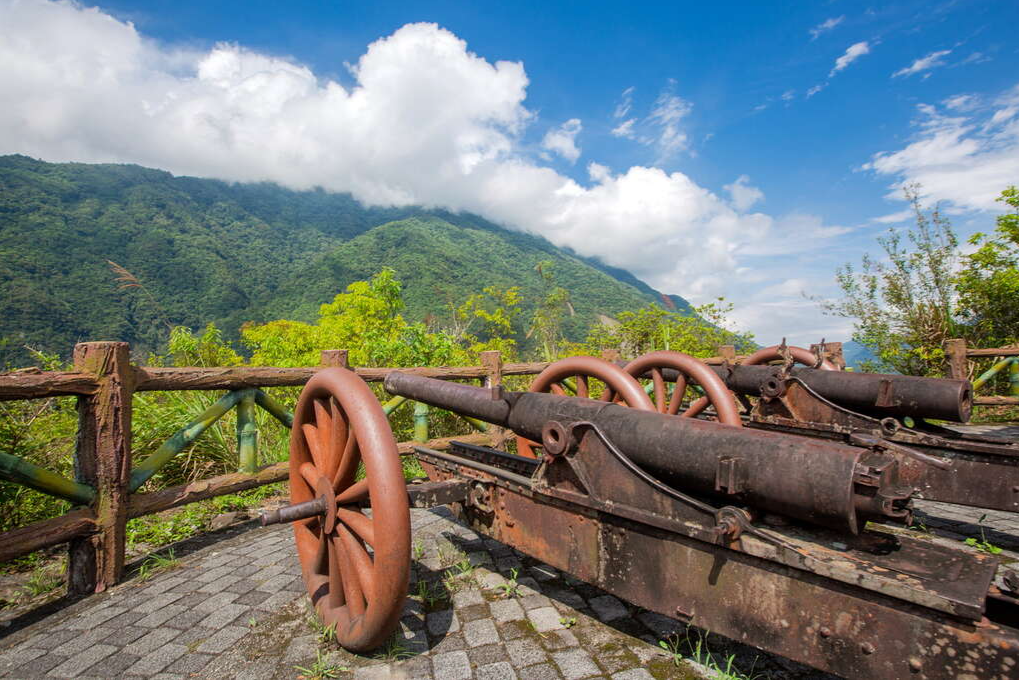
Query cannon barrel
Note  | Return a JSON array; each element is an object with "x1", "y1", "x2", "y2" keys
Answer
[
  {"x1": 668, "y1": 365, "x2": 971, "y2": 422},
  {"x1": 384, "y1": 372, "x2": 913, "y2": 534}
]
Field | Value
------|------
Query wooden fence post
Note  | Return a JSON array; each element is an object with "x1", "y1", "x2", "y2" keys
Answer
[
  {"x1": 716, "y1": 345, "x2": 736, "y2": 363},
  {"x1": 320, "y1": 349, "x2": 350, "y2": 369},
  {"x1": 480, "y1": 351, "x2": 506, "y2": 449},
  {"x1": 945, "y1": 339, "x2": 968, "y2": 381},
  {"x1": 69, "y1": 342, "x2": 134, "y2": 595}
]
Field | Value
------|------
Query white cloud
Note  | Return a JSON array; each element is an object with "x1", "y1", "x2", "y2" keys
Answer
[
  {"x1": 830, "y1": 41, "x2": 870, "y2": 77},
  {"x1": 0, "y1": 0, "x2": 851, "y2": 340},
  {"x1": 872, "y1": 209, "x2": 913, "y2": 224},
  {"x1": 541, "y1": 118, "x2": 582, "y2": 163},
  {"x1": 892, "y1": 49, "x2": 951, "y2": 78},
  {"x1": 613, "y1": 86, "x2": 634, "y2": 119},
  {"x1": 611, "y1": 118, "x2": 636, "y2": 139},
  {"x1": 724, "y1": 175, "x2": 764, "y2": 212},
  {"x1": 943, "y1": 94, "x2": 978, "y2": 111},
  {"x1": 648, "y1": 90, "x2": 693, "y2": 159},
  {"x1": 863, "y1": 84, "x2": 1019, "y2": 212},
  {"x1": 809, "y1": 16, "x2": 844, "y2": 41},
  {"x1": 781, "y1": 90, "x2": 795, "y2": 102},
  {"x1": 806, "y1": 83, "x2": 826, "y2": 98}
]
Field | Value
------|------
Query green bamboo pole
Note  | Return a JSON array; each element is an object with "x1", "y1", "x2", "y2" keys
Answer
[
  {"x1": 1010, "y1": 358, "x2": 1019, "y2": 396},
  {"x1": 455, "y1": 413, "x2": 489, "y2": 432},
  {"x1": 383, "y1": 395, "x2": 409, "y2": 416},
  {"x1": 972, "y1": 356, "x2": 1015, "y2": 391},
  {"x1": 237, "y1": 390, "x2": 258, "y2": 473},
  {"x1": 254, "y1": 390, "x2": 293, "y2": 429},
  {"x1": 128, "y1": 390, "x2": 246, "y2": 493},
  {"x1": 413, "y1": 402, "x2": 429, "y2": 442},
  {"x1": 0, "y1": 451, "x2": 95, "y2": 505}
]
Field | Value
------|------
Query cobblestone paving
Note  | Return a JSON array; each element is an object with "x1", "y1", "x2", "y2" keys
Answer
[{"x1": 1, "y1": 497, "x2": 1018, "y2": 679}]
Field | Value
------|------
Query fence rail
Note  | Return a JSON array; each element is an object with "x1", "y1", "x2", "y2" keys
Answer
[{"x1": 945, "y1": 338, "x2": 1019, "y2": 406}]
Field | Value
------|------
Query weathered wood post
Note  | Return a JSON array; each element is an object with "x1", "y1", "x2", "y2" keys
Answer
[
  {"x1": 480, "y1": 351, "x2": 506, "y2": 449},
  {"x1": 946, "y1": 339, "x2": 968, "y2": 381},
  {"x1": 320, "y1": 349, "x2": 349, "y2": 369},
  {"x1": 69, "y1": 342, "x2": 134, "y2": 595}
]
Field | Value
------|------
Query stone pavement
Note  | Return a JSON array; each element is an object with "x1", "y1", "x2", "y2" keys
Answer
[{"x1": 1, "y1": 499, "x2": 1018, "y2": 680}]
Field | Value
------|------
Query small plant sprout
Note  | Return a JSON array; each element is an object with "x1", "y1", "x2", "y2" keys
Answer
[
  {"x1": 136, "y1": 549, "x2": 180, "y2": 582},
  {"x1": 294, "y1": 649, "x2": 344, "y2": 679},
  {"x1": 495, "y1": 567, "x2": 521, "y2": 598},
  {"x1": 964, "y1": 514, "x2": 1003, "y2": 554},
  {"x1": 412, "y1": 539, "x2": 425, "y2": 560},
  {"x1": 559, "y1": 616, "x2": 577, "y2": 628},
  {"x1": 659, "y1": 635, "x2": 683, "y2": 667}
]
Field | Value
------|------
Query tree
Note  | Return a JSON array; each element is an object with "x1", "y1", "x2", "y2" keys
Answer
[
  {"x1": 821, "y1": 184, "x2": 959, "y2": 375},
  {"x1": 576, "y1": 301, "x2": 754, "y2": 358},
  {"x1": 527, "y1": 261, "x2": 574, "y2": 361},
  {"x1": 955, "y1": 187, "x2": 1019, "y2": 347}
]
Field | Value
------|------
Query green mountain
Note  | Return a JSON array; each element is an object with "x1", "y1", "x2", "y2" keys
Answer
[{"x1": 0, "y1": 155, "x2": 693, "y2": 365}]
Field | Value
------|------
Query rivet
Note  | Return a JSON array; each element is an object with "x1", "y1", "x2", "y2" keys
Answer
[
  {"x1": 819, "y1": 627, "x2": 832, "y2": 638},
  {"x1": 1013, "y1": 485, "x2": 1019, "y2": 493},
  {"x1": 861, "y1": 642, "x2": 875, "y2": 655},
  {"x1": 908, "y1": 657, "x2": 922, "y2": 673}
]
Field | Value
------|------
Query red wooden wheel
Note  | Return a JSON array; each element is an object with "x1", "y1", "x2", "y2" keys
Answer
[
  {"x1": 516, "y1": 356, "x2": 654, "y2": 458},
  {"x1": 615, "y1": 350, "x2": 742, "y2": 426},
  {"x1": 290, "y1": 368, "x2": 410, "y2": 652},
  {"x1": 743, "y1": 344, "x2": 838, "y2": 370}
]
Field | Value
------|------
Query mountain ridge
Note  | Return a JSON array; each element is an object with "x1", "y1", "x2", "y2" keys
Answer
[{"x1": 0, "y1": 155, "x2": 695, "y2": 365}]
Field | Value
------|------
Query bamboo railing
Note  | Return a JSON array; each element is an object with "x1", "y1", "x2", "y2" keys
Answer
[{"x1": 945, "y1": 339, "x2": 1019, "y2": 406}]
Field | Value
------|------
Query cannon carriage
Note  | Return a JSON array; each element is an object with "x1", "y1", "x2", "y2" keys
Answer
[{"x1": 262, "y1": 351, "x2": 1019, "y2": 679}]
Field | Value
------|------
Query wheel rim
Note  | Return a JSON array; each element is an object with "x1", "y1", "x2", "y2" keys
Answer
[
  {"x1": 517, "y1": 356, "x2": 654, "y2": 458},
  {"x1": 290, "y1": 367, "x2": 410, "y2": 652},
  {"x1": 618, "y1": 350, "x2": 742, "y2": 426},
  {"x1": 743, "y1": 344, "x2": 838, "y2": 370}
]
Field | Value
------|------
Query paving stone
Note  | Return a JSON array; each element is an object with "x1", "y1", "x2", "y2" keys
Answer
[
  {"x1": 464, "y1": 618, "x2": 500, "y2": 647},
  {"x1": 552, "y1": 648, "x2": 603, "y2": 680},
  {"x1": 50, "y1": 627, "x2": 111, "y2": 656},
  {"x1": 506, "y1": 638, "x2": 550, "y2": 667},
  {"x1": 164, "y1": 607, "x2": 209, "y2": 630},
  {"x1": 588, "y1": 595, "x2": 628, "y2": 622},
  {"x1": 430, "y1": 632, "x2": 467, "y2": 653},
  {"x1": 20, "y1": 628, "x2": 78, "y2": 652},
  {"x1": 478, "y1": 660, "x2": 518, "y2": 679},
  {"x1": 136, "y1": 603, "x2": 187, "y2": 628},
  {"x1": 528, "y1": 606, "x2": 566, "y2": 632},
  {"x1": 460, "y1": 602, "x2": 493, "y2": 622},
  {"x1": 480, "y1": 570, "x2": 508, "y2": 590},
  {"x1": 84, "y1": 651, "x2": 141, "y2": 676},
  {"x1": 61, "y1": 604, "x2": 128, "y2": 629},
  {"x1": 611, "y1": 670, "x2": 655, "y2": 680},
  {"x1": 490, "y1": 597, "x2": 526, "y2": 622},
  {"x1": 193, "y1": 591, "x2": 240, "y2": 612},
  {"x1": 197, "y1": 625, "x2": 249, "y2": 654},
  {"x1": 542, "y1": 629, "x2": 580, "y2": 651},
  {"x1": 521, "y1": 594, "x2": 554, "y2": 610},
  {"x1": 130, "y1": 591, "x2": 185, "y2": 614},
  {"x1": 124, "y1": 643, "x2": 188, "y2": 675},
  {"x1": 468, "y1": 642, "x2": 511, "y2": 666},
  {"x1": 282, "y1": 633, "x2": 318, "y2": 663},
  {"x1": 124, "y1": 627, "x2": 181, "y2": 656},
  {"x1": 432, "y1": 650, "x2": 472, "y2": 680},
  {"x1": 426, "y1": 608, "x2": 460, "y2": 636},
  {"x1": 10, "y1": 652, "x2": 66, "y2": 676},
  {"x1": 452, "y1": 587, "x2": 485, "y2": 608},
  {"x1": 233, "y1": 588, "x2": 274, "y2": 606},
  {"x1": 518, "y1": 663, "x2": 562, "y2": 680},
  {"x1": 199, "y1": 603, "x2": 250, "y2": 629},
  {"x1": 0, "y1": 645, "x2": 44, "y2": 670}
]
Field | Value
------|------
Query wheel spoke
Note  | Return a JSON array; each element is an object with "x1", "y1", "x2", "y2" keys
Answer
[
  {"x1": 332, "y1": 533, "x2": 366, "y2": 619},
  {"x1": 576, "y1": 375, "x2": 589, "y2": 398},
  {"x1": 327, "y1": 398, "x2": 348, "y2": 480},
  {"x1": 300, "y1": 461, "x2": 323, "y2": 490},
  {"x1": 335, "y1": 478, "x2": 369, "y2": 504},
  {"x1": 337, "y1": 507, "x2": 375, "y2": 547},
  {"x1": 684, "y1": 395, "x2": 709, "y2": 418},
  {"x1": 337, "y1": 523, "x2": 375, "y2": 605},
  {"x1": 667, "y1": 377, "x2": 687, "y2": 416},
  {"x1": 651, "y1": 369, "x2": 666, "y2": 413},
  {"x1": 326, "y1": 533, "x2": 346, "y2": 607},
  {"x1": 332, "y1": 428, "x2": 359, "y2": 493},
  {"x1": 550, "y1": 383, "x2": 567, "y2": 396},
  {"x1": 302, "y1": 423, "x2": 326, "y2": 470}
]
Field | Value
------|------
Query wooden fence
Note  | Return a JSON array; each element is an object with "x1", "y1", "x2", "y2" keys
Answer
[
  {"x1": 945, "y1": 339, "x2": 1019, "y2": 406},
  {"x1": 0, "y1": 340, "x2": 820, "y2": 600}
]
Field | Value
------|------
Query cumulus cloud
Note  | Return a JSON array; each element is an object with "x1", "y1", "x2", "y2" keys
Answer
[
  {"x1": 830, "y1": 41, "x2": 870, "y2": 77},
  {"x1": 724, "y1": 175, "x2": 764, "y2": 212},
  {"x1": 892, "y1": 49, "x2": 951, "y2": 78},
  {"x1": 809, "y1": 16, "x2": 844, "y2": 41},
  {"x1": 541, "y1": 118, "x2": 582, "y2": 163},
  {"x1": 0, "y1": 0, "x2": 846, "y2": 335},
  {"x1": 863, "y1": 84, "x2": 1019, "y2": 212}
]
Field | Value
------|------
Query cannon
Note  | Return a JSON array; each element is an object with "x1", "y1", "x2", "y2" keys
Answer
[
  {"x1": 616, "y1": 346, "x2": 1019, "y2": 513},
  {"x1": 262, "y1": 361, "x2": 1019, "y2": 679}
]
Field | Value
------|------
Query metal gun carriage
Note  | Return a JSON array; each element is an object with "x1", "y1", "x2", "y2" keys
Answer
[{"x1": 262, "y1": 350, "x2": 1019, "y2": 679}]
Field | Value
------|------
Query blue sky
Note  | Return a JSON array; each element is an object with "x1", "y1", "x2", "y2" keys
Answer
[{"x1": 2, "y1": 0, "x2": 1017, "y2": 344}]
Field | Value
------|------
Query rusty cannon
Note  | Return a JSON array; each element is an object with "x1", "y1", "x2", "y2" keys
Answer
[
  {"x1": 621, "y1": 345, "x2": 1018, "y2": 514},
  {"x1": 262, "y1": 360, "x2": 1019, "y2": 679}
]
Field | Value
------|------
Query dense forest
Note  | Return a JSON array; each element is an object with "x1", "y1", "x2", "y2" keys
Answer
[{"x1": 0, "y1": 155, "x2": 691, "y2": 366}]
